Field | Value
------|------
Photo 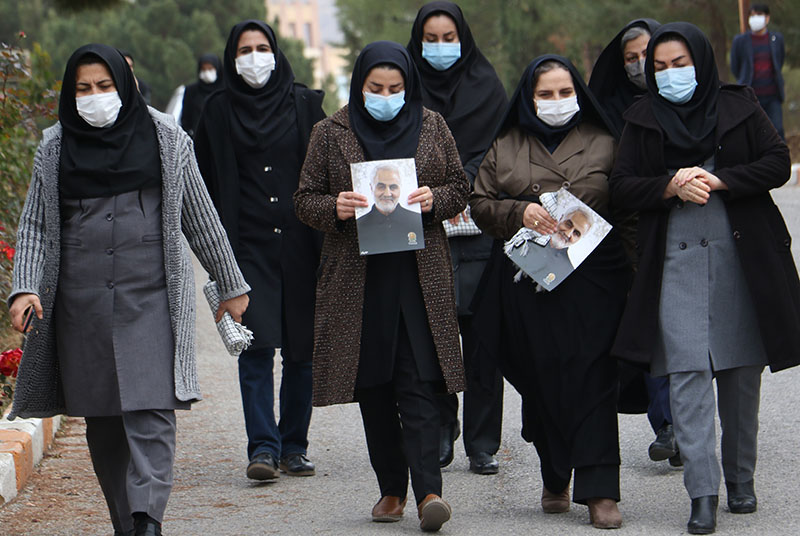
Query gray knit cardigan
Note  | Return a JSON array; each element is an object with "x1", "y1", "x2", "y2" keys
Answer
[{"x1": 7, "y1": 108, "x2": 250, "y2": 420}]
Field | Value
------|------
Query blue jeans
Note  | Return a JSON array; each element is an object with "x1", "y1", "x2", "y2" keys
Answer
[
  {"x1": 757, "y1": 95, "x2": 784, "y2": 140},
  {"x1": 645, "y1": 373, "x2": 673, "y2": 433},
  {"x1": 238, "y1": 346, "x2": 313, "y2": 460}
]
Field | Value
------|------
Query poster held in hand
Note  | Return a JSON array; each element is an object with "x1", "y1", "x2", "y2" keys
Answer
[{"x1": 351, "y1": 158, "x2": 425, "y2": 255}]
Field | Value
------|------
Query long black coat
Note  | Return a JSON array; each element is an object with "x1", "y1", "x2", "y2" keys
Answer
[
  {"x1": 609, "y1": 86, "x2": 800, "y2": 373},
  {"x1": 194, "y1": 84, "x2": 325, "y2": 358}
]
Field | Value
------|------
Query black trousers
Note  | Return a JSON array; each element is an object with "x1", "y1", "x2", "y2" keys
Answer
[
  {"x1": 438, "y1": 315, "x2": 503, "y2": 457},
  {"x1": 356, "y1": 321, "x2": 442, "y2": 505}
]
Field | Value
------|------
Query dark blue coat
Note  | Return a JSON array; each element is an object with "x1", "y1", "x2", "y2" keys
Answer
[{"x1": 730, "y1": 30, "x2": 785, "y2": 101}]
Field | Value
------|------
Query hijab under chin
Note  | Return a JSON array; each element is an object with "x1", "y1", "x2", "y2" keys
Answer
[
  {"x1": 500, "y1": 55, "x2": 613, "y2": 152},
  {"x1": 407, "y1": 1, "x2": 507, "y2": 163},
  {"x1": 589, "y1": 18, "x2": 661, "y2": 138},
  {"x1": 348, "y1": 41, "x2": 423, "y2": 160},
  {"x1": 223, "y1": 20, "x2": 296, "y2": 153},
  {"x1": 195, "y1": 53, "x2": 223, "y2": 93},
  {"x1": 645, "y1": 22, "x2": 720, "y2": 168},
  {"x1": 58, "y1": 43, "x2": 161, "y2": 199}
]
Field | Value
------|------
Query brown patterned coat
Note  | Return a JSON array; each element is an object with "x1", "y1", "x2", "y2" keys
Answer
[{"x1": 294, "y1": 106, "x2": 468, "y2": 407}]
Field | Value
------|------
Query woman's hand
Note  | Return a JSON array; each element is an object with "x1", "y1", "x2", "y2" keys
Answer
[
  {"x1": 522, "y1": 203, "x2": 557, "y2": 234},
  {"x1": 216, "y1": 293, "x2": 249, "y2": 323},
  {"x1": 448, "y1": 210, "x2": 469, "y2": 225},
  {"x1": 408, "y1": 186, "x2": 434, "y2": 213},
  {"x1": 10, "y1": 293, "x2": 43, "y2": 333},
  {"x1": 693, "y1": 169, "x2": 729, "y2": 192},
  {"x1": 664, "y1": 168, "x2": 711, "y2": 205},
  {"x1": 336, "y1": 191, "x2": 369, "y2": 220}
]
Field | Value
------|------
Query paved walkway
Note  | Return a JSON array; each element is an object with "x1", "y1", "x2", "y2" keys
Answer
[{"x1": 1, "y1": 186, "x2": 800, "y2": 535}]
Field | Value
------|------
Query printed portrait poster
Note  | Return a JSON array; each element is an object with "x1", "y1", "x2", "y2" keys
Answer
[
  {"x1": 351, "y1": 158, "x2": 425, "y2": 256},
  {"x1": 504, "y1": 188, "x2": 611, "y2": 291}
]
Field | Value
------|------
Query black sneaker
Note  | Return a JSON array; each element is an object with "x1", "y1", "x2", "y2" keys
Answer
[
  {"x1": 279, "y1": 453, "x2": 316, "y2": 476},
  {"x1": 247, "y1": 452, "x2": 280, "y2": 480}
]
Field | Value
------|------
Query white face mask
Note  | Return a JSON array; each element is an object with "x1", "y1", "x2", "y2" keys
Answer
[
  {"x1": 235, "y1": 51, "x2": 275, "y2": 88},
  {"x1": 76, "y1": 91, "x2": 123, "y2": 128},
  {"x1": 748, "y1": 14, "x2": 767, "y2": 33},
  {"x1": 535, "y1": 95, "x2": 580, "y2": 127},
  {"x1": 199, "y1": 69, "x2": 217, "y2": 84}
]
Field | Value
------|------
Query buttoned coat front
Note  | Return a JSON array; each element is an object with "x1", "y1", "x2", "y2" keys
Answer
[
  {"x1": 609, "y1": 87, "x2": 800, "y2": 373},
  {"x1": 294, "y1": 106, "x2": 469, "y2": 407}
]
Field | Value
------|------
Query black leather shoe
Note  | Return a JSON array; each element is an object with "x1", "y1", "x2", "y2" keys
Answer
[
  {"x1": 668, "y1": 445, "x2": 683, "y2": 467},
  {"x1": 649, "y1": 424, "x2": 678, "y2": 461},
  {"x1": 133, "y1": 515, "x2": 161, "y2": 536},
  {"x1": 726, "y1": 480, "x2": 757, "y2": 513},
  {"x1": 687, "y1": 495, "x2": 718, "y2": 534},
  {"x1": 279, "y1": 453, "x2": 316, "y2": 476},
  {"x1": 114, "y1": 531, "x2": 135, "y2": 536},
  {"x1": 247, "y1": 452, "x2": 280, "y2": 480},
  {"x1": 438, "y1": 420, "x2": 460, "y2": 468},
  {"x1": 468, "y1": 452, "x2": 499, "y2": 475}
]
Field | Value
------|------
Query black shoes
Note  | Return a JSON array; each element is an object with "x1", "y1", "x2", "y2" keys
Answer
[
  {"x1": 133, "y1": 514, "x2": 161, "y2": 536},
  {"x1": 649, "y1": 424, "x2": 678, "y2": 461},
  {"x1": 468, "y1": 452, "x2": 499, "y2": 475},
  {"x1": 687, "y1": 495, "x2": 718, "y2": 534},
  {"x1": 279, "y1": 453, "x2": 316, "y2": 476},
  {"x1": 438, "y1": 420, "x2": 460, "y2": 468},
  {"x1": 726, "y1": 480, "x2": 757, "y2": 513},
  {"x1": 246, "y1": 452, "x2": 280, "y2": 481}
]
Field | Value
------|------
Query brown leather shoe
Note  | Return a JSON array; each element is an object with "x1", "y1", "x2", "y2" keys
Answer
[
  {"x1": 371, "y1": 495, "x2": 407, "y2": 522},
  {"x1": 542, "y1": 485, "x2": 570, "y2": 513},
  {"x1": 588, "y1": 497, "x2": 623, "y2": 529},
  {"x1": 417, "y1": 494, "x2": 451, "y2": 532}
]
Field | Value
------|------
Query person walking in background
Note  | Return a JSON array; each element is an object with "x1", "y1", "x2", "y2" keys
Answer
[
  {"x1": 7, "y1": 44, "x2": 250, "y2": 536},
  {"x1": 180, "y1": 53, "x2": 223, "y2": 137},
  {"x1": 610, "y1": 22, "x2": 798, "y2": 534},
  {"x1": 294, "y1": 41, "x2": 469, "y2": 532},
  {"x1": 730, "y1": 3, "x2": 785, "y2": 139},
  {"x1": 407, "y1": 0, "x2": 507, "y2": 476},
  {"x1": 194, "y1": 20, "x2": 325, "y2": 482},
  {"x1": 120, "y1": 50, "x2": 152, "y2": 105},
  {"x1": 470, "y1": 55, "x2": 629, "y2": 530},
  {"x1": 590, "y1": 18, "x2": 682, "y2": 469}
]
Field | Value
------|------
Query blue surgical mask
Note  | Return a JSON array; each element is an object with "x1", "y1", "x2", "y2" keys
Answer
[
  {"x1": 363, "y1": 91, "x2": 406, "y2": 121},
  {"x1": 655, "y1": 66, "x2": 698, "y2": 104},
  {"x1": 421, "y1": 42, "x2": 461, "y2": 71}
]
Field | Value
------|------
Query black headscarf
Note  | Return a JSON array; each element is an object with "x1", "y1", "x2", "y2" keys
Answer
[
  {"x1": 58, "y1": 44, "x2": 161, "y2": 199},
  {"x1": 589, "y1": 18, "x2": 661, "y2": 138},
  {"x1": 499, "y1": 55, "x2": 614, "y2": 152},
  {"x1": 223, "y1": 20, "x2": 296, "y2": 152},
  {"x1": 348, "y1": 41, "x2": 423, "y2": 160},
  {"x1": 407, "y1": 1, "x2": 507, "y2": 163},
  {"x1": 645, "y1": 22, "x2": 719, "y2": 168},
  {"x1": 195, "y1": 53, "x2": 223, "y2": 93},
  {"x1": 180, "y1": 53, "x2": 223, "y2": 135}
]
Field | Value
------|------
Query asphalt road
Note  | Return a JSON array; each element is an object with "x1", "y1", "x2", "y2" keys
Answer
[{"x1": 2, "y1": 184, "x2": 800, "y2": 535}]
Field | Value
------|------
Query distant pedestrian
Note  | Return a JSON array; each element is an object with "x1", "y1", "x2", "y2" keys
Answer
[
  {"x1": 180, "y1": 53, "x2": 223, "y2": 137},
  {"x1": 610, "y1": 22, "x2": 798, "y2": 534},
  {"x1": 194, "y1": 20, "x2": 325, "y2": 482},
  {"x1": 120, "y1": 50, "x2": 152, "y2": 105},
  {"x1": 730, "y1": 3, "x2": 785, "y2": 139},
  {"x1": 294, "y1": 41, "x2": 469, "y2": 532},
  {"x1": 7, "y1": 43, "x2": 249, "y2": 536},
  {"x1": 406, "y1": 0, "x2": 508, "y2": 477}
]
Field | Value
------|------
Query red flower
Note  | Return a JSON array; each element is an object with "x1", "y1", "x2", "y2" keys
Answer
[
  {"x1": 1, "y1": 245, "x2": 13, "y2": 261},
  {"x1": 0, "y1": 348, "x2": 22, "y2": 378},
  {"x1": 18, "y1": 31, "x2": 26, "y2": 39}
]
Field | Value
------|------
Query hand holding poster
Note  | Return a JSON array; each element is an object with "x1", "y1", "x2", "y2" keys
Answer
[
  {"x1": 505, "y1": 188, "x2": 611, "y2": 291},
  {"x1": 351, "y1": 158, "x2": 425, "y2": 255}
]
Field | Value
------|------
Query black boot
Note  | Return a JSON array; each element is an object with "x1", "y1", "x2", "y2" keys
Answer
[
  {"x1": 133, "y1": 513, "x2": 162, "y2": 536},
  {"x1": 726, "y1": 480, "x2": 757, "y2": 513},
  {"x1": 649, "y1": 424, "x2": 678, "y2": 461},
  {"x1": 438, "y1": 419, "x2": 460, "y2": 468},
  {"x1": 687, "y1": 495, "x2": 718, "y2": 535}
]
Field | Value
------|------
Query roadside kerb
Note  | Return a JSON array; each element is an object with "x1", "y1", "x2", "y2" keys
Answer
[{"x1": 0, "y1": 415, "x2": 61, "y2": 506}]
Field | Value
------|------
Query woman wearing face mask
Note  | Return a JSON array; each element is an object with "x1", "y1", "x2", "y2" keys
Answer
[
  {"x1": 406, "y1": 0, "x2": 508, "y2": 476},
  {"x1": 294, "y1": 41, "x2": 468, "y2": 532},
  {"x1": 590, "y1": 18, "x2": 682, "y2": 470},
  {"x1": 469, "y1": 55, "x2": 629, "y2": 529},
  {"x1": 180, "y1": 53, "x2": 223, "y2": 137},
  {"x1": 609, "y1": 22, "x2": 797, "y2": 534},
  {"x1": 7, "y1": 44, "x2": 250, "y2": 536},
  {"x1": 193, "y1": 20, "x2": 325, "y2": 482}
]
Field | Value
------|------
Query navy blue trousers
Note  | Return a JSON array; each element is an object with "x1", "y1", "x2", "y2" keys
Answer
[
  {"x1": 757, "y1": 95, "x2": 784, "y2": 140},
  {"x1": 238, "y1": 346, "x2": 313, "y2": 460},
  {"x1": 645, "y1": 373, "x2": 673, "y2": 433}
]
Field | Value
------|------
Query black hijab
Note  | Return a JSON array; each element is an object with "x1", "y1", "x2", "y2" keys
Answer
[
  {"x1": 348, "y1": 41, "x2": 423, "y2": 160},
  {"x1": 589, "y1": 18, "x2": 661, "y2": 138},
  {"x1": 194, "y1": 53, "x2": 223, "y2": 94},
  {"x1": 500, "y1": 55, "x2": 614, "y2": 152},
  {"x1": 407, "y1": 1, "x2": 507, "y2": 163},
  {"x1": 180, "y1": 53, "x2": 223, "y2": 135},
  {"x1": 645, "y1": 22, "x2": 719, "y2": 168},
  {"x1": 58, "y1": 44, "x2": 161, "y2": 199},
  {"x1": 223, "y1": 20, "x2": 296, "y2": 153}
]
